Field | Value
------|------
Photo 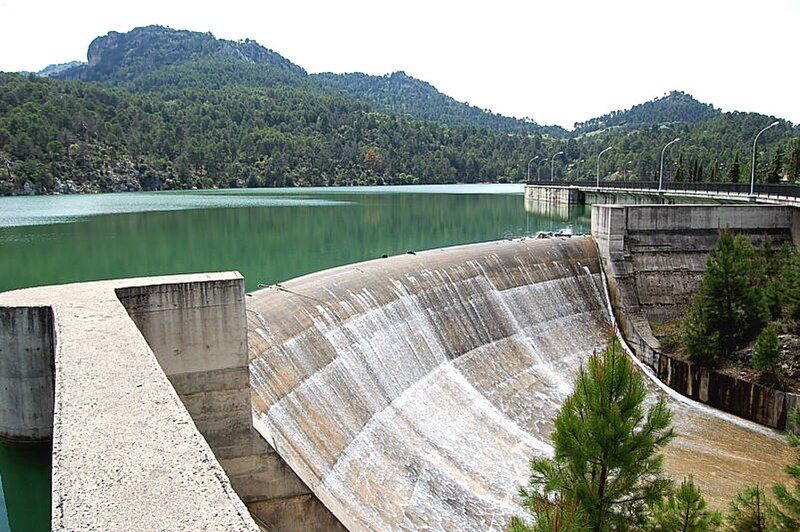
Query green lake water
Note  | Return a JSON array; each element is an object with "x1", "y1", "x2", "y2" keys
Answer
[{"x1": 0, "y1": 183, "x2": 590, "y2": 530}]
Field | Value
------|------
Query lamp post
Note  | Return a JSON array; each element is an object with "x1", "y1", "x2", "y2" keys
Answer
[
  {"x1": 526, "y1": 156, "x2": 541, "y2": 183},
  {"x1": 596, "y1": 146, "x2": 613, "y2": 188},
  {"x1": 659, "y1": 137, "x2": 681, "y2": 191},
  {"x1": 750, "y1": 121, "x2": 780, "y2": 195},
  {"x1": 550, "y1": 151, "x2": 564, "y2": 182}
]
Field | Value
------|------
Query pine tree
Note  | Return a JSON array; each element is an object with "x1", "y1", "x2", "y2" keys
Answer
[
  {"x1": 726, "y1": 484, "x2": 772, "y2": 531},
  {"x1": 674, "y1": 152, "x2": 686, "y2": 182},
  {"x1": 709, "y1": 162, "x2": 719, "y2": 183},
  {"x1": 681, "y1": 231, "x2": 766, "y2": 364},
  {"x1": 515, "y1": 338, "x2": 675, "y2": 531},
  {"x1": 751, "y1": 324, "x2": 780, "y2": 377},
  {"x1": 646, "y1": 477, "x2": 722, "y2": 531},
  {"x1": 788, "y1": 137, "x2": 800, "y2": 183},
  {"x1": 771, "y1": 408, "x2": 800, "y2": 529},
  {"x1": 725, "y1": 152, "x2": 741, "y2": 183},
  {"x1": 780, "y1": 248, "x2": 800, "y2": 320},
  {"x1": 767, "y1": 146, "x2": 784, "y2": 184}
]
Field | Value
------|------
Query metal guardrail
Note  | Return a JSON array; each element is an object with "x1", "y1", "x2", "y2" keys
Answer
[{"x1": 526, "y1": 179, "x2": 800, "y2": 200}]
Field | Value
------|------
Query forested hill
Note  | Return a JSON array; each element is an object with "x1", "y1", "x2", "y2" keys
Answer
[
  {"x1": 573, "y1": 91, "x2": 721, "y2": 134},
  {"x1": 50, "y1": 25, "x2": 553, "y2": 134},
  {"x1": 1, "y1": 25, "x2": 798, "y2": 196},
  {"x1": 312, "y1": 71, "x2": 564, "y2": 136}
]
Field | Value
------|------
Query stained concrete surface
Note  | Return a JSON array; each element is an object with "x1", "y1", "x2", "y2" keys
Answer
[{"x1": 247, "y1": 237, "x2": 794, "y2": 530}]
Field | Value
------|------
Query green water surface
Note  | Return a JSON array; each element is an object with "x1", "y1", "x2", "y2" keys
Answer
[{"x1": 0, "y1": 183, "x2": 590, "y2": 530}]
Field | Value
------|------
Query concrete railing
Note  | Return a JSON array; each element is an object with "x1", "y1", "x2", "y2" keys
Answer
[{"x1": 526, "y1": 182, "x2": 800, "y2": 208}]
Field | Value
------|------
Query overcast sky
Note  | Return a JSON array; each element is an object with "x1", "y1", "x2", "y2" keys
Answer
[{"x1": 1, "y1": 0, "x2": 797, "y2": 128}]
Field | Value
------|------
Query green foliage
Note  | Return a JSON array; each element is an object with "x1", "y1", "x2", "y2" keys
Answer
[
  {"x1": 509, "y1": 494, "x2": 590, "y2": 532},
  {"x1": 646, "y1": 477, "x2": 722, "y2": 531},
  {"x1": 725, "y1": 484, "x2": 772, "y2": 531},
  {"x1": 673, "y1": 152, "x2": 686, "y2": 182},
  {"x1": 767, "y1": 146, "x2": 784, "y2": 183},
  {"x1": 3, "y1": 25, "x2": 798, "y2": 193},
  {"x1": 573, "y1": 91, "x2": 720, "y2": 134},
  {"x1": 314, "y1": 71, "x2": 560, "y2": 135},
  {"x1": 515, "y1": 338, "x2": 674, "y2": 530},
  {"x1": 681, "y1": 231, "x2": 766, "y2": 365},
  {"x1": 778, "y1": 247, "x2": 800, "y2": 321},
  {"x1": 789, "y1": 137, "x2": 800, "y2": 182},
  {"x1": 770, "y1": 409, "x2": 800, "y2": 530},
  {"x1": 0, "y1": 72, "x2": 549, "y2": 191},
  {"x1": 725, "y1": 152, "x2": 742, "y2": 183},
  {"x1": 751, "y1": 324, "x2": 781, "y2": 376}
]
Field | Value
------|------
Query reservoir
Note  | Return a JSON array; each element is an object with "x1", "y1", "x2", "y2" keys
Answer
[{"x1": 0, "y1": 184, "x2": 590, "y2": 531}]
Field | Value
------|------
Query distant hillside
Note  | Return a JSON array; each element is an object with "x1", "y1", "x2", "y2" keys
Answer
[
  {"x1": 312, "y1": 71, "x2": 564, "y2": 135},
  {"x1": 51, "y1": 25, "x2": 554, "y2": 134},
  {"x1": 573, "y1": 91, "x2": 721, "y2": 134},
  {"x1": 2, "y1": 26, "x2": 797, "y2": 196}
]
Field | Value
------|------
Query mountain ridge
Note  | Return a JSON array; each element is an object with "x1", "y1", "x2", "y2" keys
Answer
[
  {"x1": 33, "y1": 26, "x2": 751, "y2": 136},
  {"x1": 2, "y1": 25, "x2": 797, "y2": 196}
]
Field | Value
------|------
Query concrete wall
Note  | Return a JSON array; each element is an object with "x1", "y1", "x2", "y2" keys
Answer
[
  {"x1": 116, "y1": 279, "x2": 340, "y2": 531},
  {"x1": 0, "y1": 306, "x2": 54, "y2": 441},
  {"x1": 0, "y1": 274, "x2": 258, "y2": 531},
  {"x1": 593, "y1": 204, "x2": 800, "y2": 428},
  {"x1": 524, "y1": 184, "x2": 584, "y2": 204}
]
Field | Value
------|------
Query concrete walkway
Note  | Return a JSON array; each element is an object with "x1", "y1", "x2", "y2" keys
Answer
[{"x1": 0, "y1": 273, "x2": 258, "y2": 531}]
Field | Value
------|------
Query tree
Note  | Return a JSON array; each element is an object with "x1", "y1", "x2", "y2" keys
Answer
[
  {"x1": 771, "y1": 409, "x2": 800, "y2": 529},
  {"x1": 646, "y1": 477, "x2": 722, "y2": 531},
  {"x1": 515, "y1": 337, "x2": 675, "y2": 531},
  {"x1": 726, "y1": 484, "x2": 772, "y2": 531},
  {"x1": 725, "y1": 152, "x2": 741, "y2": 183},
  {"x1": 789, "y1": 137, "x2": 800, "y2": 182},
  {"x1": 751, "y1": 324, "x2": 780, "y2": 378},
  {"x1": 767, "y1": 146, "x2": 784, "y2": 184},
  {"x1": 708, "y1": 161, "x2": 719, "y2": 183},
  {"x1": 681, "y1": 231, "x2": 766, "y2": 365},
  {"x1": 779, "y1": 248, "x2": 800, "y2": 320},
  {"x1": 673, "y1": 152, "x2": 686, "y2": 182}
]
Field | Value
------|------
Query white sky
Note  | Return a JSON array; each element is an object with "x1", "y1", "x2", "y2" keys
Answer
[{"x1": 0, "y1": 0, "x2": 798, "y2": 128}]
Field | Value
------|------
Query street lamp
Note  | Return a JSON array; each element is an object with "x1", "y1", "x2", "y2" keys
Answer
[
  {"x1": 526, "y1": 156, "x2": 541, "y2": 183},
  {"x1": 659, "y1": 138, "x2": 681, "y2": 191},
  {"x1": 750, "y1": 121, "x2": 780, "y2": 195},
  {"x1": 550, "y1": 151, "x2": 564, "y2": 182},
  {"x1": 596, "y1": 146, "x2": 613, "y2": 188}
]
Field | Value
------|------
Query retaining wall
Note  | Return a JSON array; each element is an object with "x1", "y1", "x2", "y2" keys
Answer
[{"x1": 593, "y1": 203, "x2": 800, "y2": 429}]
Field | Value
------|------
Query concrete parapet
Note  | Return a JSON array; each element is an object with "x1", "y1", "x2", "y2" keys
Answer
[
  {"x1": 0, "y1": 306, "x2": 55, "y2": 441},
  {"x1": 0, "y1": 274, "x2": 260, "y2": 531}
]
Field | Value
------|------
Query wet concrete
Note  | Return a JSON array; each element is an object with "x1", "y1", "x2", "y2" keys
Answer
[{"x1": 247, "y1": 237, "x2": 793, "y2": 529}]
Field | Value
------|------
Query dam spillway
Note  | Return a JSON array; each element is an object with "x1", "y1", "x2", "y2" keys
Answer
[
  {"x1": 246, "y1": 235, "x2": 792, "y2": 530},
  {"x1": 247, "y1": 237, "x2": 608, "y2": 529}
]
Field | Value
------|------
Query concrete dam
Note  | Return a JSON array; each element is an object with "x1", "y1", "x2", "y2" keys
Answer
[
  {"x1": 0, "y1": 203, "x2": 797, "y2": 530},
  {"x1": 245, "y1": 231, "x2": 792, "y2": 530}
]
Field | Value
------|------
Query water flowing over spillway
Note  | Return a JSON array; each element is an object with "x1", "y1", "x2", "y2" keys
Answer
[{"x1": 246, "y1": 236, "x2": 792, "y2": 531}]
